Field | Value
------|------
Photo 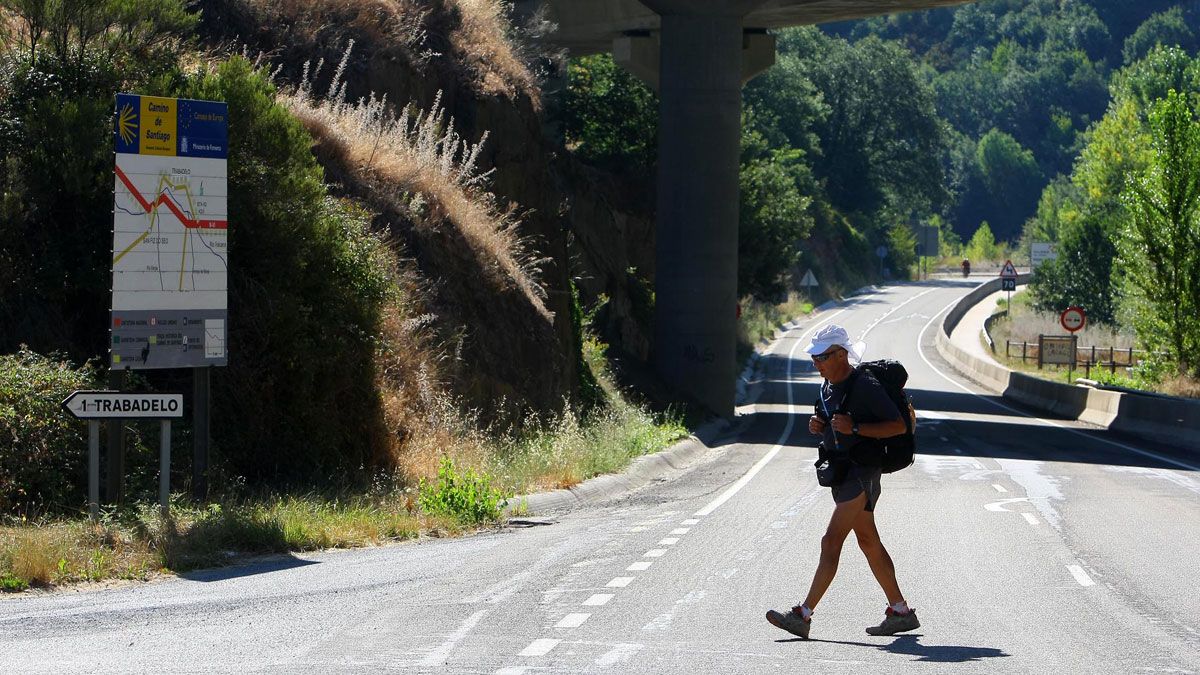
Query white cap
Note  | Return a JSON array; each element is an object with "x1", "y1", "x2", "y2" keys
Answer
[{"x1": 804, "y1": 324, "x2": 865, "y2": 364}]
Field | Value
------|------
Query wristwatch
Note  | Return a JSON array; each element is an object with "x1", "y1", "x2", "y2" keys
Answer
[{"x1": 851, "y1": 421, "x2": 860, "y2": 436}]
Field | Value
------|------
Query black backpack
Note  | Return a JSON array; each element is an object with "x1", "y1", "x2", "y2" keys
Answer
[{"x1": 843, "y1": 360, "x2": 916, "y2": 473}]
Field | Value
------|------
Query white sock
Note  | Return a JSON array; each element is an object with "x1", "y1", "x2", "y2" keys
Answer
[
  {"x1": 890, "y1": 601, "x2": 910, "y2": 615},
  {"x1": 798, "y1": 605, "x2": 813, "y2": 620}
]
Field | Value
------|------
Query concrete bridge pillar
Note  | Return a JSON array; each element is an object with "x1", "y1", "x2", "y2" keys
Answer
[{"x1": 638, "y1": 2, "x2": 768, "y2": 416}]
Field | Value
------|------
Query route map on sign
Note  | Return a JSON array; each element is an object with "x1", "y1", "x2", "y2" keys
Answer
[{"x1": 111, "y1": 94, "x2": 228, "y2": 369}]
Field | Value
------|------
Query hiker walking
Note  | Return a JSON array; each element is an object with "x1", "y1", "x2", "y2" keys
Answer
[{"x1": 766, "y1": 324, "x2": 919, "y2": 639}]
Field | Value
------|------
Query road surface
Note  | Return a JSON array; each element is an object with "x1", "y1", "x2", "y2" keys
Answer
[{"x1": 3, "y1": 279, "x2": 1198, "y2": 673}]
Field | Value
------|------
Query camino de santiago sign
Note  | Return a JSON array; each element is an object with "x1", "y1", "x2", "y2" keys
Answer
[{"x1": 111, "y1": 94, "x2": 228, "y2": 369}]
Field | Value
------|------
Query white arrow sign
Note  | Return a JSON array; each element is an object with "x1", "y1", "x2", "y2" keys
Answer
[
  {"x1": 799, "y1": 269, "x2": 818, "y2": 288},
  {"x1": 61, "y1": 391, "x2": 184, "y2": 419}
]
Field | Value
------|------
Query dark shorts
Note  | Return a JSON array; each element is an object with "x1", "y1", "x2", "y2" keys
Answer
[{"x1": 831, "y1": 464, "x2": 882, "y2": 512}]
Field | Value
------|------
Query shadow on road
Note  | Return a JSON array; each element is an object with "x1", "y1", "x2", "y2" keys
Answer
[
  {"x1": 778, "y1": 634, "x2": 1009, "y2": 663},
  {"x1": 180, "y1": 555, "x2": 319, "y2": 583}
]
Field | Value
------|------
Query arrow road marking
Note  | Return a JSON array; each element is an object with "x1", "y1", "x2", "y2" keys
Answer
[{"x1": 984, "y1": 497, "x2": 1030, "y2": 512}]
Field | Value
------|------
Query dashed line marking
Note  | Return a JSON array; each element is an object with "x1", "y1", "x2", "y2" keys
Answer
[
  {"x1": 1022, "y1": 513, "x2": 1039, "y2": 526},
  {"x1": 670, "y1": 528, "x2": 690, "y2": 535},
  {"x1": 940, "y1": 436, "x2": 950, "y2": 442},
  {"x1": 953, "y1": 448, "x2": 964, "y2": 454},
  {"x1": 419, "y1": 609, "x2": 488, "y2": 667},
  {"x1": 518, "y1": 638, "x2": 560, "y2": 657},
  {"x1": 644, "y1": 549, "x2": 666, "y2": 558},
  {"x1": 681, "y1": 519, "x2": 700, "y2": 525},
  {"x1": 606, "y1": 577, "x2": 634, "y2": 588},
  {"x1": 658, "y1": 537, "x2": 680, "y2": 545},
  {"x1": 1068, "y1": 565, "x2": 1095, "y2": 587},
  {"x1": 992, "y1": 484, "x2": 1008, "y2": 493},
  {"x1": 554, "y1": 613, "x2": 590, "y2": 628},
  {"x1": 583, "y1": 594, "x2": 614, "y2": 606},
  {"x1": 627, "y1": 561, "x2": 652, "y2": 571},
  {"x1": 595, "y1": 643, "x2": 643, "y2": 667},
  {"x1": 629, "y1": 526, "x2": 647, "y2": 532}
]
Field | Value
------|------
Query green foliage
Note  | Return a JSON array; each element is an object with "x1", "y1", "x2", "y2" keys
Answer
[
  {"x1": 886, "y1": 223, "x2": 918, "y2": 279},
  {"x1": 570, "y1": 280, "x2": 605, "y2": 411},
  {"x1": 1122, "y1": 7, "x2": 1198, "y2": 66},
  {"x1": 964, "y1": 221, "x2": 1000, "y2": 262},
  {"x1": 738, "y1": 121, "x2": 813, "y2": 300},
  {"x1": 176, "y1": 58, "x2": 398, "y2": 483},
  {"x1": 0, "y1": 572, "x2": 29, "y2": 592},
  {"x1": 418, "y1": 458, "x2": 507, "y2": 525},
  {"x1": 562, "y1": 54, "x2": 658, "y2": 172},
  {"x1": 1030, "y1": 209, "x2": 1120, "y2": 324},
  {"x1": 1119, "y1": 89, "x2": 1200, "y2": 376},
  {"x1": 0, "y1": 349, "x2": 97, "y2": 516},
  {"x1": 976, "y1": 128, "x2": 1043, "y2": 240}
]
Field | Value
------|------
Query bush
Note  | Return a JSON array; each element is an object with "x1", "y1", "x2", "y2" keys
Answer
[
  {"x1": 0, "y1": 349, "x2": 98, "y2": 516},
  {"x1": 418, "y1": 458, "x2": 507, "y2": 525}
]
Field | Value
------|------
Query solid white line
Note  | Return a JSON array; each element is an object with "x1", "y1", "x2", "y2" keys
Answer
[
  {"x1": 658, "y1": 537, "x2": 679, "y2": 545},
  {"x1": 583, "y1": 594, "x2": 614, "y2": 606},
  {"x1": 554, "y1": 613, "x2": 590, "y2": 628},
  {"x1": 518, "y1": 638, "x2": 560, "y2": 657},
  {"x1": 992, "y1": 484, "x2": 1008, "y2": 493},
  {"x1": 1067, "y1": 564, "x2": 1096, "y2": 587},
  {"x1": 644, "y1": 549, "x2": 666, "y2": 558},
  {"x1": 607, "y1": 577, "x2": 634, "y2": 588},
  {"x1": 420, "y1": 610, "x2": 488, "y2": 667},
  {"x1": 670, "y1": 528, "x2": 690, "y2": 535},
  {"x1": 1022, "y1": 513, "x2": 1039, "y2": 526},
  {"x1": 915, "y1": 297, "x2": 1200, "y2": 472},
  {"x1": 627, "y1": 561, "x2": 652, "y2": 571}
]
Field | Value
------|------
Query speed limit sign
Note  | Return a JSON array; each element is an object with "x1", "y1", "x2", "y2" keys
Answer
[{"x1": 1060, "y1": 306, "x2": 1086, "y2": 333}]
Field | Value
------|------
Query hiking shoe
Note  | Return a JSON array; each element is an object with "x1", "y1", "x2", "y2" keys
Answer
[
  {"x1": 766, "y1": 607, "x2": 811, "y2": 639},
  {"x1": 865, "y1": 607, "x2": 920, "y2": 636}
]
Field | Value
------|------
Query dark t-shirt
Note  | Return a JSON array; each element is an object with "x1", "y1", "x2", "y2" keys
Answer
[{"x1": 815, "y1": 369, "x2": 902, "y2": 459}]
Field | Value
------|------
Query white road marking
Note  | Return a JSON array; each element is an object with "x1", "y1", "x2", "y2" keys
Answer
[
  {"x1": 629, "y1": 526, "x2": 647, "y2": 532},
  {"x1": 1022, "y1": 513, "x2": 1039, "y2": 525},
  {"x1": 984, "y1": 497, "x2": 1030, "y2": 512},
  {"x1": 644, "y1": 549, "x2": 666, "y2": 557},
  {"x1": 992, "y1": 484, "x2": 1008, "y2": 493},
  {"x1": 681, "y1": 518, "x2": 700, "y2": 525},
  {"x1": 555, "y1": 613, "x2": 591, "y2": 628},
  {"x1": 627, "y1": 561, "x2": 652, "y2": 571},
  {"x1": 595, "y1": 643, "x2": 643, "y2": 668},
  {"x1": 518, "y1": 639, "x2": 560, "y2": 657},
  {"x1": 771, "y1": 520, "x2": 787, "y2": 529},
  {"x1": 670, "y1": 528, "x2": 690, "y2": 535},
  {"x1": 940, "y1": 436, "x2": 950, "y2": 442},
  {"x1": 916, "y1": 297, "x2": 1200, "y2": 472},
  {"x1": 583, "y1": 594, "x2": 614, "y2": 606},
  {"x1": 419, "y1": 610, "x2": 488, "y2": 667},
  {"x1": 495, "y1": 667, "x2": 533, "y2": 675},
  {"x1": 607, "y1": 577, "x2": 634, "y2": 588},
  {"x1": 1068, "y1": 565, "x2": 1096, "y2": 587},
  {"x1": 953, "y1": 448, "x2": 963, "y2": 454},
  {"x1": 658, "y1": 537, "x2": 679, "y2": 545},
  {"x1": 722, "y1": 568, "x2": 739, "y2": 579}
]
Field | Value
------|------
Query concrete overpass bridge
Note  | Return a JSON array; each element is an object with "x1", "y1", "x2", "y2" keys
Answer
[{"x1": 515, "y1": 1, "x2": 972, "y2": 416}]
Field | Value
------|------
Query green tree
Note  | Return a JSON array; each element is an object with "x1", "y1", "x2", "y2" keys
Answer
[
  {"x1": 975, "y1": 128, "x2": 1043, "y2": 240},
  {"x1": 738, "y1": 121, "x2": 813, "y2": 301},
  {"x1": 561, "y1": 54, "x2": 658, "y2": 172},
  {"x1": 1119, "y1": 90, "x2": 1200, "y2": 376},
  {"x1": 964, "y1": 221, "x2": 999, "y2": 262},
  {"x1": 1122, "y1": 7, "x2": 1198, "y2": 66}
]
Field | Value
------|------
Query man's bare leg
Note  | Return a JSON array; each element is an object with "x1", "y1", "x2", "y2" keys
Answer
[
  {"x1": 852, "y1": 508, "x2": 904, "y2": 605},
  {"x1": 800, "y1": 493, "x2": 867, "y2": 611}
]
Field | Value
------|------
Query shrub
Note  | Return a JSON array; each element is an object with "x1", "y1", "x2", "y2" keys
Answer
[
  {"x1": 0, "y1": 349, "x2": 97, "y2": 516},
  {"x1": 418, "y1": 458, "x2": 507, "y2": 525}
]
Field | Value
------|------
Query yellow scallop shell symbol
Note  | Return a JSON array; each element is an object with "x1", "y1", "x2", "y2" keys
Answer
[{"x1": 117, "y1": 104, "x2": 137, "y2": 145}]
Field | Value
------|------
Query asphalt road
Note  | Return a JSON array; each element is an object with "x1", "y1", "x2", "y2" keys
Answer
[{"x1": 3, "y1": 279, "x2": 1199, "y2": 674}]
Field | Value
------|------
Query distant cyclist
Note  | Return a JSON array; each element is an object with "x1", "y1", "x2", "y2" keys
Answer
[
  {"x1": 961, "y1": 258, "x2": 971, "y2": 277},
  {"x1": 766, "y1": 324, "x2": 919, "y2": 640}
]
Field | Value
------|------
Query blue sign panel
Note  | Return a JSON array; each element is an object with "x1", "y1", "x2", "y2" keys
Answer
[{"x1": 114, "y1": 94, "x2": 228, "y2": 159}]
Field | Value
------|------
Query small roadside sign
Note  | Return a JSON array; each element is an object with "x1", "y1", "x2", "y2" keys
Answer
[
  {"x1": 1039, "y1": 335, "x2": 1077, "y2": 367},
  {"x1": 62, "y1": 391, "x2": 184, "y2": 419},
  {"x1": 1000, "y1": 260, "x2": 1018, "y2": 279},
  {"x1": 799, "y1": 269, "x2": 818, "y2": 288},
  {"x1": 1060, "y1": 306, "x2": 1086, "y2": 333},
  {"x1": 1031, "y1": 242, "x2": 1057, "y2": 267},
  {"x1": 1001, "y1": 278, "x2": 1016, "y2": 292}
]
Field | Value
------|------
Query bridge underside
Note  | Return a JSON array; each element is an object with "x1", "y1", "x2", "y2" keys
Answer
[
  {"x1": 517, "y1": 1, "x2": 973, "y2": 54},
  {"x1": 517, "y1": 0, "x2": 973, "y2": 416}
]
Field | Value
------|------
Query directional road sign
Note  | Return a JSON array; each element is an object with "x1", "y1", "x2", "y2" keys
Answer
[{"x1": 62, "y1": 391, "x2": 184, "y2": 419}]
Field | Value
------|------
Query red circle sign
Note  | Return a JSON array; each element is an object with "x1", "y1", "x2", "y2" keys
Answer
[{"x1": 1060, "y1": 306, "x2": 1086, "y2": 333}]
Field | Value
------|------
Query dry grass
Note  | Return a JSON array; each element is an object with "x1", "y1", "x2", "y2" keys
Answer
[
  {"x1": 1160, "y1": 375, "x2": 1200, "y2": 399},
  {"x1": 278, "y1": 46, "x2": 549, "y2": 322},
  {"x1": 241, "y1": 0, "x2": 539, "y2": 104},
  {"x1": 1, "y1": 521, "x2": 159, "y2": 589}
]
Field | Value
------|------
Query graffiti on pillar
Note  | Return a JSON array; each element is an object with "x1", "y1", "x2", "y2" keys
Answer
[{"x1": 683, "y1": 344, "x2": 715, "y2": 364}]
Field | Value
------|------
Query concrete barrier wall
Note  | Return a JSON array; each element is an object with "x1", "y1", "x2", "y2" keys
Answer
[{"x1": 934, "y1": 277, "x2": 1200, "y2": 455}]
